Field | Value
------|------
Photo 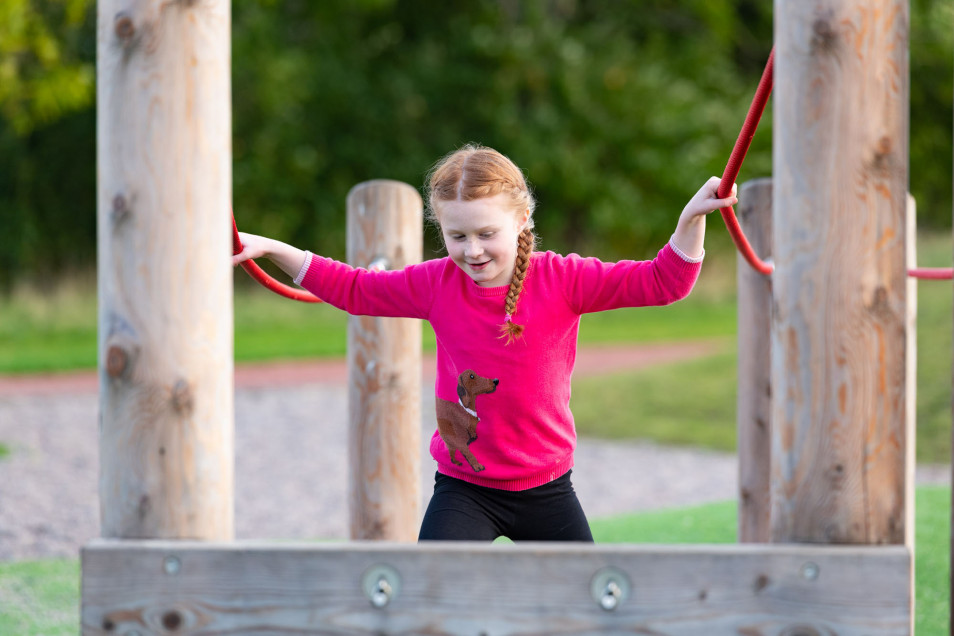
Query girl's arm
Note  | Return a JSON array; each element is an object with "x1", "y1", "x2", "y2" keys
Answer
[
  {"x1": 232, "y1": 232, "x2": 307, "y2": 279},
  {"x1": 233, "y1": 231, "x2": 437, "y2": 319},
  {"x1": 671, "y1": 176, "x2": 738, "y2": 259}
]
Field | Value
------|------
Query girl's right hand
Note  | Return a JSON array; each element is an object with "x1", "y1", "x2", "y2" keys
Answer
[
  {"x1": 232, "y1": 232, "x2": 308, "y2": 279},
  {"x1": 232, "y1": 232, "x2": 270, "y2": 266}
]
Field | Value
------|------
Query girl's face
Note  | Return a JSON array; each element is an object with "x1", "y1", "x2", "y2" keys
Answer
[{"x1": 438, "y1": 193, "x2": 529, "y2": 288}]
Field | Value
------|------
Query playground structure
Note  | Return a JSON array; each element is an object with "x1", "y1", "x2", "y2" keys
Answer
[{"x1": 84, "y1": 1, "x2": 924, "y2": 634}]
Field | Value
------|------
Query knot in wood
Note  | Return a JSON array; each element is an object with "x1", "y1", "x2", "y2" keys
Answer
[
  {"x1": 171, "y1": 379, "x2": 194, "y2": 415},
  {"x1": 111, "y1": 194, "x2": 129, "y2": 224},
  {"x1": 810, "y1": 14, "x2": 838, "y2": 54},
  {"x1": 781, "y1": 626, "x2": 822, "y2": 636},
  {"x1": 106, "y1": 345, "x2": 128, "y2": 378},
  {"x1": 162, "y1": 610, "x2": 183, "y2": 631},
  {"x1": 114, "y1": 13, "x2": 135, "y2": 42},
  {"x1": 866, "y1": 286, "x2": 892, "y2": 319}
]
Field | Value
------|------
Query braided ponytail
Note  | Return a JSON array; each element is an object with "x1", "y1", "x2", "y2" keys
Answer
[
  {"x1": 426, "y1": 144, "x2": 538, "y2": 344},
  {"x1": 500, "y1": 227, "x2": 536, "y2": 344}
]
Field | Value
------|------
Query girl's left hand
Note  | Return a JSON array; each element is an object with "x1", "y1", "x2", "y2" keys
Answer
[
  {"x1": 681, "y1": 176, "x2": 738, "y2": 222},
  {"x1": 670, "y1": 177, "x2": 738, "y2": 261}
]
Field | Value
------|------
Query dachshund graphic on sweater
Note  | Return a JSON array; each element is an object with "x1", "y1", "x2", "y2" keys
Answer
[{"x1": 435, "y1": 369, "x2": 498, "y2": 472}]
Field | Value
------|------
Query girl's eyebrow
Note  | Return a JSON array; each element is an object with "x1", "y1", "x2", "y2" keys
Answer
[{"x1": 444, "y1": 224, "x2": 501, "y2": 234}]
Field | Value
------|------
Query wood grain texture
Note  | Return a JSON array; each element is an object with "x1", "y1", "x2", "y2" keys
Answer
[
  {"x1": 81, "y1": 540, "x2": 911, "y2": 635},
  {"x1": 737, "y1": 179, "x2": 774, "y2": 544},
  {"x1": 346, "y1": 180, "x2": 423, "y2": 541},
  {"x1": 771, "y1": 0, "x2": 910, "y2": 545},
  {"x1": 97, "y1": 0, "x2": 233, "y2": 539}
]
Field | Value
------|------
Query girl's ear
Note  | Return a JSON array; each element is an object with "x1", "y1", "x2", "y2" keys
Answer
[{"x1": 517, "y1": 208, "x2": 531, "y2": 231}]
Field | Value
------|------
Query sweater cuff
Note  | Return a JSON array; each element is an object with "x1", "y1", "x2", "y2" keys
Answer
[
  {"x1": 668, "y1": 235, "x2": 705, "y2": 264},
  {"x1": 293, "y1": 251, "x2": 313, "y2": 286}
]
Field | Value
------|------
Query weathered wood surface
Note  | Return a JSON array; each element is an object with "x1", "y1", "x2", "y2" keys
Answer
[
  {"x1": 347, "y1": 180, "x2": 423, "y2": 541},
  {"x1": 97, "y1": 0, "x2": 233, "y2": 538},
  {"x1": 772, "y1": 1, "x2": 911, "y2": 544},
  {"x1": 81, "y1": 540, "x2": 911, "y2": 635},
  {"x1": 737, "y1": 178, "x2": 773, "y2": 544}
]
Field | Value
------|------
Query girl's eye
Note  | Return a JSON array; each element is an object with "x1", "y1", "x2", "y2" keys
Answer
[{"x1": 480, "y1": 232, "x2": 495, "y2": 239}]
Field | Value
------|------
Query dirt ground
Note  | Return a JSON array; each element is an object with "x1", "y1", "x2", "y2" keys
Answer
[{"x1": 0, "y1": 340, "x2": 947, "y2": 561}]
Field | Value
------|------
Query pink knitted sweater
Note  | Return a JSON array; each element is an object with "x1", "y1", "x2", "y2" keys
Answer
[{"x1": 296, "y1": 241, "x2": 701, "y2": 491}]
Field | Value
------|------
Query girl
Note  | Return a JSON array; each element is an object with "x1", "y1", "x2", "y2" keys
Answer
[{"x1": 233, "y1": 144, "x2": 737, "y2": 542}]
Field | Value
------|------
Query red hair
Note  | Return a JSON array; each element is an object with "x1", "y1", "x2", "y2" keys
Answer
[{"x1": 426, "y1": 145, "x2": 537, "y2": 344}]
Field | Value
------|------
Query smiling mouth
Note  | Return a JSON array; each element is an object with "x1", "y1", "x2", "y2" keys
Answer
[{"x1": 468, "y1": 261, "x2": 491, "y2": 271}]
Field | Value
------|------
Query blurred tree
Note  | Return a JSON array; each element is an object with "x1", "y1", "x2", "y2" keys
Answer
[
  {"x1": 0, "y1": 0, "x2": 950, "y2": 287},
  {"x1": 0, "y1": 0, "x2": 95, "y2": 288},
  {"x1": 231, "y1": 0, "x2": 774, "y2": 262}
]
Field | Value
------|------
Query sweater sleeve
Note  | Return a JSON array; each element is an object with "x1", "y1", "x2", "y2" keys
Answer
[
  {"x1": 555, "y1": 243, "x2": 702, "y2": 315},
  {"x1": 298, "y1": 253, "x2": 438, "y2": 319}
]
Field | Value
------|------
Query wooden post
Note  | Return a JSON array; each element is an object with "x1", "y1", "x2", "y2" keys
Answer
[
  {"x1": 347, "y1": 180, "x2": 423, "y2": 541},
  {"x1": 96, "y1": 0, "x2": 233, "y2": 539},
  {"x1": 771, "y1": 1, "x2": 911, "y2": 545},
  {"x1": 736, "y1": 178, "x2": 773, "y2": 543}
]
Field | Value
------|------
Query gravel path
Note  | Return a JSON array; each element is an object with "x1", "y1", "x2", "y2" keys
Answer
[{"x1": 0, "y1": 344, "x2": 948, "y2": 561}]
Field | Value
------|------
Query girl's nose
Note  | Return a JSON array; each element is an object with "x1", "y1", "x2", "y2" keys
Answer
[{"x1": 464, "y1": 239, "x2": 482, "y2": 258}]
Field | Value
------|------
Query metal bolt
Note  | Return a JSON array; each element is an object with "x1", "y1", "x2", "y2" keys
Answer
[
  {"x1": 801, "y1": 562, "x2": 820, "y2": 581},
  {"x1": 371, "y1": 578, "x2": 393, "y2": 608},
  {"x1": 600, "y1": 580, "x2": 622, "y2": 611},
  {"x1": 590, "y1": 566, "x2": 630, "y2": 611},
  {"x1": 362, "y1": 564, "x2": 400, "y2": 609},
  {"x1": 163, "y1": 555, "x2": 181, "y2": 575}
]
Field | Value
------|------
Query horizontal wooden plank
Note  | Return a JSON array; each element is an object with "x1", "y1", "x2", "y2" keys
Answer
[{"x1": 81, "y1": 540, "x2": 910, "y2": 635}]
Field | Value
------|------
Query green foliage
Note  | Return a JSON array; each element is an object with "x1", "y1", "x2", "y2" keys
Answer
[
  {"x1": 0, "y1": 0, "x2": 96, "y2": 287},
  {"x1": 0, "y1": 0, "x2": 94, "y2": 134},
  {"x1": 230, "y1": 0, "x2": 774, "y2": 263},
  {"x1": 3, "y1": 2, "x2": 951, "y2": 286}
]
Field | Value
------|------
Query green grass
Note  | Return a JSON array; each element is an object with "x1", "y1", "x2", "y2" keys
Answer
[
  {"x1": 0, "y1": 254, "x2": 740, "y2": 373},
  {"x1": 0, "y1": 559, "x2": 79, "y2": 636},
  {"x1": 2, "y1": 233, "x2": 952, "y2": 462},
  {"x1": 0, "y1": 443, "x2": 9, "y2": 460},
  {"x1": 573, "y1": 230, "x2": 954, "y2": 464},
  {"x1": 573, "y1": 348, "x2": 738, "y2": 451},
  {"x1": 5, "y1": 487, "x2": 947, "y2": 634},
  {"x1": 592, "y1": 486, "x2": 951, "y2": 635}
]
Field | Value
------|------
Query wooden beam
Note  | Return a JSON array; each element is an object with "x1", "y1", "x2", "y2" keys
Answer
[
  {"x1": 737, "y1": 178, "x2": 774, "y2": 543},
  {"x1": 346, "y1": 180, "x2": 423, "y2": 541},
  {"x1": 81, "y1": 540, "x2": 910, "y2": 634},
  {"x1": 772, "y1": 0, "x2": 911, "y2": 544},
  {"x1": 96, "y1": 0, "x2": 233, "y2": 538}
]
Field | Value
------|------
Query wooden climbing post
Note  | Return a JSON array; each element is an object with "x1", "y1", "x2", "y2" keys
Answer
[
  {"x1": 772, "y1": 0, "x2": 912, "y2": 546},
  {"x1": 96, "y1": 0, "x2": 234, "y2": 539},
  {"x1": 347, "y1": 180, "x2": 423, "y2": 541},
  {"x1": 736, "y1": 178, "x2": 773, "y2": 543}
]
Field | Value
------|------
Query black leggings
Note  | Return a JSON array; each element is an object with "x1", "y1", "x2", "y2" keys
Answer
[{"x1": 418, "y1": 470, "x2": 594, "y2": 542}]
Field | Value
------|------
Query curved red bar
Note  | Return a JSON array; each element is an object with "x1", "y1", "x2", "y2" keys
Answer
[
  {"x1": 908, "y1": 268, "x2": 954, "y2": 280},
  {"x1": 232, "y1": 215, "x2": 323, "y2": 303},
  {"x1": 717, "y1": 48, "x2": 775, "y2": 276}
]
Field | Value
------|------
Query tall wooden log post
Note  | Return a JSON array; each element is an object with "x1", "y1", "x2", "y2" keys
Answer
[
  {"x1": 347, "y1": 180, "x2": 423, "y2": 541},
  {"x1": 97, "y1": 1, "x2": 233, "y2": 538},
  {"x1": 737, "y1": 178, "x2": 773, "y2": 543},
  {"x1": 772, "y1": 1, "x2": 912, "y2": 546}
]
